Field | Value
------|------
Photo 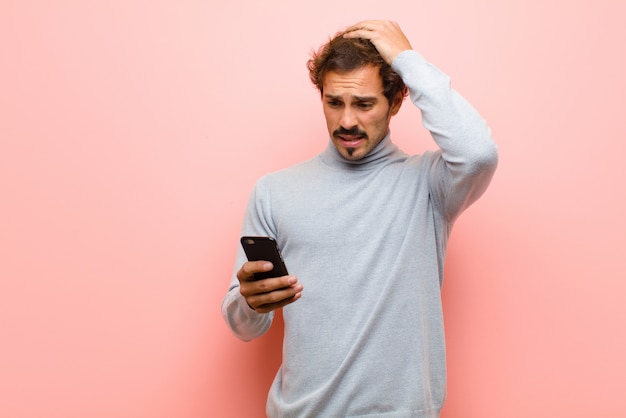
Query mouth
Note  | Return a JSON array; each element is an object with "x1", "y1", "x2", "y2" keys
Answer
[
  {"x1": 338, "y1": 135, "x2": 365, "y2": 147},
  {"x1": 334, "y1": 128, "x2": 367, "y2": 148}
]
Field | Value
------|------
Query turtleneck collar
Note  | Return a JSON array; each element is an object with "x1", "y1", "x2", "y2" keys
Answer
[{"x1": 319, "y1": 132, "x2": 405, "y2": 171}]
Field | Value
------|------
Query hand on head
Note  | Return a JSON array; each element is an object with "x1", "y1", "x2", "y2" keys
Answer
[{"x1": 343, "y1": 20, "x2": 413, "y2": 64}]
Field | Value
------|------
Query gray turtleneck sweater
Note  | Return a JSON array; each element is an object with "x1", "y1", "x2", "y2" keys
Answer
[{"x1": 222, "y1": 50, "x2": 498, "y2": 418}]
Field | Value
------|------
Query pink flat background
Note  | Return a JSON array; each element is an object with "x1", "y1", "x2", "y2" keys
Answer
[{"x1": 1, "y1": 1, "x2": 625, "y2": 417}]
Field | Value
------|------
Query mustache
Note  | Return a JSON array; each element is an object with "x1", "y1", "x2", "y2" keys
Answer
[{"x1": 333, "y1": 127, "x2": 368, "y2": 139}]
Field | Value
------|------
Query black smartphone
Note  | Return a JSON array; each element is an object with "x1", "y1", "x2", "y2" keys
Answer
[{"x1": 240, "y1": 236, "x2": 289, "y2": 280}]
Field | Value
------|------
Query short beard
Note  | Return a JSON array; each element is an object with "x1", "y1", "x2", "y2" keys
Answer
[
  {"x1": 334, "y1": 127, "x2": 366, "y2": 158},
  {"x1": 332, "y1": 126, "x2": 368, "y2": 139}
]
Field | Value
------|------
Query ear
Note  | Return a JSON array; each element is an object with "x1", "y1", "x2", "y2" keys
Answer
[{"x1": 389, "y1": 91, "x2": 404, "y2": 116}]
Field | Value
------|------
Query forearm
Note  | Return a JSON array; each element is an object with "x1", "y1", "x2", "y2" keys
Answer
[
  {"x1": 222, "y1": 284, "x2": 274, "y2": 341},
  {"x1": 392, "y1": 50, "x2": 498, "y2": 216},
  {"x1": 392, "y1": 50, "x2": 497, "y2": 168}
]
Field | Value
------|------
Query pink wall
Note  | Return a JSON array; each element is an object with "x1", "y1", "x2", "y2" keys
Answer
[{"x1": 1, "y1": 1, "x2": 625, "y2": 417}]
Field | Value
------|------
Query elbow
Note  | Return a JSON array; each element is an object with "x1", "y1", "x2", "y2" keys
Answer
[
  {"x1": 463, "y1": 140, "x2": 498, "y2": 177},
  {"x1": 476, "y1": 141, "x2": 499, "y2": 172}
]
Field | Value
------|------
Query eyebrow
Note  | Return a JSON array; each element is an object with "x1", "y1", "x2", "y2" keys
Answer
[{"x1": 324, "y1": 94, "x2": 379, "y2": 102}]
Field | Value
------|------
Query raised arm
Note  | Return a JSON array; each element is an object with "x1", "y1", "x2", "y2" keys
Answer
[{"x1": 348, "y1": 20, "x2": 498, "y2": 219}]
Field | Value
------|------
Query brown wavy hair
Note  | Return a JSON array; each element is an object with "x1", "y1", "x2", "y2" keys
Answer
[{"x1": 307, "y1": 33, "x2": 408, "y2": 106}]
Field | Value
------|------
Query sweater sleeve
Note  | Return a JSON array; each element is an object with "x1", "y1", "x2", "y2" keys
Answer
[
  {"x1": 221, "y1": 178, "x2": 275, "y2": 341},
  {"x1": 391, "y1": 50, "x2": 498, "y2": 221}
]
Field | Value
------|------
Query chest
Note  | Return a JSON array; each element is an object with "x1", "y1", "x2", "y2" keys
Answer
[{"x1": 270, "y1": 164, "x2": 436, "y2": 260}]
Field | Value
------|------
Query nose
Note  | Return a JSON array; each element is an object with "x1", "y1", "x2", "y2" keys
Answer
[{"x1": 339, "y1": 107, "x2": 357, "y2": 130}]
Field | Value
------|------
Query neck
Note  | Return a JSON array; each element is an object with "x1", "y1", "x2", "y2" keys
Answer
[{"x1": 320, "y1": 132, "x2": 404, "y2": 171}]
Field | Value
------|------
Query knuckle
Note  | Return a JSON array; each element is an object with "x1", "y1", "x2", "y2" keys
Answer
[
  {"x1": 237, "y1": 267, "x2": 250, "y2": 280},
  {"x1": 256, "y1": 280, "x2": 270, "y2": 291},
  {"x1": 266, "y1": 292, "x2": 280, "y2": 304}
]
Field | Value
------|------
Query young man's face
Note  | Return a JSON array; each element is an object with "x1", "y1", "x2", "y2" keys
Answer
[{"x1": 322, "y1": 65, "x2": 402, "y2": 161}]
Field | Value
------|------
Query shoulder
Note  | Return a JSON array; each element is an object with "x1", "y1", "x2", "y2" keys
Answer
[
  {"x1": 397, "y1": 150, "x2": 440, "y2": 170},
  {"x1": 254, "y1": 156, "x2": 322, "y2": 191}
]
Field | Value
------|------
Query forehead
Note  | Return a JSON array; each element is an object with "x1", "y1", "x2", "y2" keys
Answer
[{"x1": 322, "y1": 65, "x2": 384, "y2": 98}]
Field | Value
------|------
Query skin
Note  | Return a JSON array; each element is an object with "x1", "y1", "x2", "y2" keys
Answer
[
  {"x1": 237, "y1": 20, "x2": 413, "y2": 313},
  {"x1": 237, "y1": 261, "x2": 302, "y2": 313},
  {"x1": 323, "y1": 65, "x2": 402, "y2": 161}
]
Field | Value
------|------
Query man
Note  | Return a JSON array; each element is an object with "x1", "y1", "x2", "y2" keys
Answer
[{"x1": 222, "y1": 20, "x2": 498, "y2": 418}]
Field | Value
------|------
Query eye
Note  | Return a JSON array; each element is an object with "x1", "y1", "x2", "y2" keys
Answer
[
  {"x1": 357, "y1": 102, "x2": 373, "y2": 110},
  {"x1": 326, "y1": 100, "x2": 342, "y2": 108}
]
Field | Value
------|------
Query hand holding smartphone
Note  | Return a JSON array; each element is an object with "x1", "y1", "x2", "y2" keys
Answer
[{"x1": 240, "y1": 236, "x2": 289, "y2": 280}]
